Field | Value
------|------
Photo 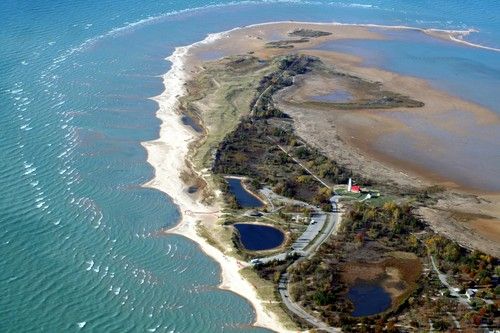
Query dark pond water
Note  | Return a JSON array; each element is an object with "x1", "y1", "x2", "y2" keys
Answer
[
  {"x1": 312, "y1": 90, "x2": 352, "y2": 103},
  {"x1": 234, "y1": 223, "x2": 284, "y2": 251},
  {"x1": 347, "y1": 282, "x2": 392, "y2": 317},
  {"x1": 226, "y1": 178, "x2": 263, "y2": 208},
  {"x1": 187, "y1": 185, "x2": 198, "y2": 194},
  {"x1": 181, "y1": 115, "x2": 203, "y2": 133}
]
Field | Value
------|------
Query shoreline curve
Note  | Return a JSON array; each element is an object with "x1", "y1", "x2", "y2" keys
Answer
[{"x1": 141, "y1": 31, "x2": 294, "y2": 333}]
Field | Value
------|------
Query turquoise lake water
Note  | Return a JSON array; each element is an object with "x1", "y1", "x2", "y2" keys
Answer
[{"x1": 1, "y1": 1, "x2": 499, "y2": 331}]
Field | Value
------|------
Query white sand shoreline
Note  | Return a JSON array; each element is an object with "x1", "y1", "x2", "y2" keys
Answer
[{"x1": 141, "y1": 33, "x2": 295, "y2": 333}]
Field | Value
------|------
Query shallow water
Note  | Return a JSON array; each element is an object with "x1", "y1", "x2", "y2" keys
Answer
[
  {"x1": 234, "y1": 224, "x2": 285, "y2": 251},
  {"x1": 317, "y1": 29, "x2": 500, "y2": 112},
  {"x1": 313, "y1": 90, "x2": 353, "y2": 103},
  {"x1": 317, "y1": 29, "x2": 500, "y2": 191},
  {"x1": 1, "y1": 0, "x2": 499, "y2": 331},
  {"x1": 376, "y1": 110, "x2": 500, "y2": 191}
]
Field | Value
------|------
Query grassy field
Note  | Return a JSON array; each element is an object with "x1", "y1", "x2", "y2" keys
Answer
[{"x1": 179, "y1": 56, "x2": 278, "y2": 171}]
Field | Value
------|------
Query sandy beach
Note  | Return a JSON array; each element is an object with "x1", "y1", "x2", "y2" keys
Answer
[{"x1": 142, "y1": 35, "x2": 295, "y2": 332}]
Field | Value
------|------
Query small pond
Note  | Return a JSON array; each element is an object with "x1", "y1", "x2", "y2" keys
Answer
[
  {"x1": 234, "y1": 223, "x2": 284, "y2": 251},
  {"x1": 312, "y1": 90, "x2": 353, "y2": 103},
  {"x1": 181, "y1": 115, "x2": 203, "y2": 133},
  {"x1": 347, "y1": 282, "x2": 392, "y2": 317},
  {"x1": 226, "y1": 178, "x2": 263, "y2": 208}
]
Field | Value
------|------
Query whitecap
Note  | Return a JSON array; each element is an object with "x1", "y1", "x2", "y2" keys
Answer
[
  {"x1": 77, "y1": 322, "x2": 86, "y2": 329},
  {"x1": 85, "y1": 260, "x2": 94, "y2": 271},
  {"x1": 24, "y1": 167, "x2": 36, "y2": 175}
]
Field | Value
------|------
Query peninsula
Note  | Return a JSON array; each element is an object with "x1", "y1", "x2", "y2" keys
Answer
[{"x1": 144, "y1": 22, "x2": 500, "y2": 332}]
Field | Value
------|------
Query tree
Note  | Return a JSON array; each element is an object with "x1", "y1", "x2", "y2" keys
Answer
[
  {"x1": 408, "y1": 234, "x2": 419, "y2": 250},
  {"x1": 295, "y1": 146, "x2": 311, "y2": 159},
  {"x1": 313, "y1": 290, "x2": 335, "y2": 305},
  {"x1": 314, "y1": 187, "x2": 332, "y2": 204},
  {"x1": 355, "y1": 231, "x2": 366, "y2": 244},
  {"x1": 432, "y1": 319, "x2": 450, "y2": 331},
  {"x1": 443, "y1": 242, "x2": 461, "y2": 262}
]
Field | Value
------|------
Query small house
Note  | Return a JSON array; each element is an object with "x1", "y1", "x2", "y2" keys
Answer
[{"x1": 351, "y1": 185, "x2": 361, "y2": 193}]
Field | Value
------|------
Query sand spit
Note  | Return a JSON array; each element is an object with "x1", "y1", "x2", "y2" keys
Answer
[
  {"x1": 142, "y1": 34, "x2": 294, "y2": 333},
  {"x1": 142, "y1": 21, "x2": 499, "y2": 332},
  {"x1": 244, "y1": 20, "x2": 500, "y2": 53}
]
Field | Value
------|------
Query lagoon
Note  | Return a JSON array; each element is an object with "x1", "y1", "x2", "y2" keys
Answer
[{"x1": 312, "y1": 90, "x2": 353, "y2": 103}]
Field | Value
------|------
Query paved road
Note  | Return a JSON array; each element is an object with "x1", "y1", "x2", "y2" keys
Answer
[
  {"x1": 258, "y1": 212, "x2": 329, "y2": 265},
  {"x1": 293, "y1": 212, "x2": 327, "y2": 252},
  {"x1": 429, "y1": 255, "x2": 470, "y2": 308},
  {"x1": 252, "y1": 190, "x2": 342, "y2": 331},
  {"x1": 279, "y1": 273, "x2": 340, "y2": 333},
  {"x1": 270, "y1": 211, "x2": 341, "y2": 332},
  {"x1": 277, "y1": 212, "x2": 341, "y2": 331},
  {"x1": 303, "y1": 211, "x2": 340, "y2": 258}
]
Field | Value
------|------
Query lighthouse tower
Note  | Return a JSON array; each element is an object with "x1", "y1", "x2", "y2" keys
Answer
[{"x1": 347, "y1": 178, "x2": 352, "y2": 192}]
